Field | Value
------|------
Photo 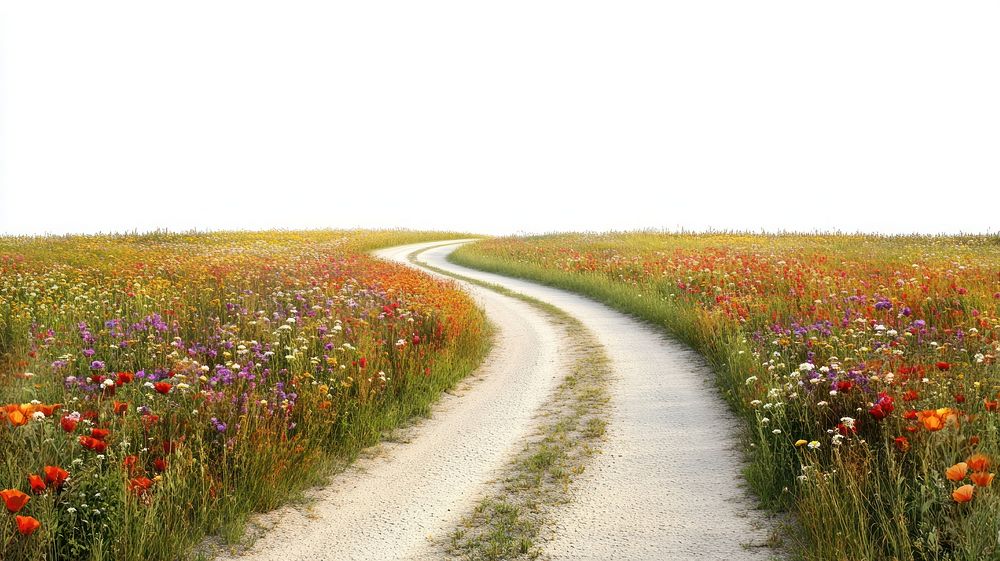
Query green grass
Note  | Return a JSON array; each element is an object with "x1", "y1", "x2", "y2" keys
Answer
[{"x1": 449, "y1": 234, "x2": 1000, "y2": 561}]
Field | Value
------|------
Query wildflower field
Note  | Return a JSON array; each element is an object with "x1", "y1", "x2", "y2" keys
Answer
[
  {"x1": 0, "y1": 230, "x2": 488, "y2": 560},
  {"x1": 452, "y1": 233, "x2": 1000, "y2": 561}
]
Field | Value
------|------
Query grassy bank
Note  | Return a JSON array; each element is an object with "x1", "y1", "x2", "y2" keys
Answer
[
  {"x1": 452, "y1": 233, "x2": 1000, "y2": 561},
  {"x1": 0, "y1": 230, "x2": 489, "y2": 560}
]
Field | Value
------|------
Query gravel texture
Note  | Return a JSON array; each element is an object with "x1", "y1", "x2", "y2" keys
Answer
[
  {"x1": 418, "y1": 242, "x2": 775, "y2": 561},
  {"x1": 217, "y1": 241, "x2": 569, "y2": 561}
]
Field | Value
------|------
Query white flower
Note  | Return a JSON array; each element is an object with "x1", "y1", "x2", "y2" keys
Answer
[
  {"x1": 807, "y1": 441, "x2": 821, "y2": 450},
  {"x1": 31, "y1": 411, "x2": 46, "y2": 421},
  {"x1": 745, "y1": 376, "x2": 758, "y2": 385}
]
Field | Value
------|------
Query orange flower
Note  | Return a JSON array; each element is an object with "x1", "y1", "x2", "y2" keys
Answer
[
  {"x1": 44, "y1": 466, "x2": 69, "y2": 488},
  {"x1": 967, "y1": 454, "x2": 991, "y2": 472},
  {"x1": 921, "y1": 414, "x2": 943, "y2": 431},
  {"x1": 112, "y1": 401, "x2": 129, "y2": 415},
  {"x1": 15, "y1": 515, "x2": 40, "y2": 536},
  {"x1": 1, "y1": 489, "x2": 30, "y2": 513},
  {"x1": 27, "y1": 474, "x2": 46, "y2": 494},
  {"x1": 946, "y1": 462, "x2": 969, "y2": 482},
  {"x1": 953, "y1": 484, "x2": 975, "y2": 503},
  {"x1": 970, "y1": 472, "x2": 994, "y2": 487},
  {"x1": 7, "y1": 409, "x2": 27, "y2": 426},
  {"x1": 37, "y1": 403, "x2": 61, "y2": 417}
]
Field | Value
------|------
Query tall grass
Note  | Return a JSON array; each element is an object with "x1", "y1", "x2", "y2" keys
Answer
[
  {"x1": 0, "y1": 230, "x2": 488, "y2": 560},
  {"x1": 452, "y1": 233, "x2": 1000, "y2": 561}
]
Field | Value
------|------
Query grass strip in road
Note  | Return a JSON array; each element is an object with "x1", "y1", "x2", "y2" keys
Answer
[{"x1": 408, "y1": 245, "x2": 612, "y2": 561}]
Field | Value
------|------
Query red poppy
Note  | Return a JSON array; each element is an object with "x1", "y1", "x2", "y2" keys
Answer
[
  {"x1": 79, "y1": 436, "x2": 108, "y2": 453},
  {"x1": 903, "y1": 390, "x2": 919, "y2": 402},
  {"x1": 15, "y1": 515, "x2": 40, "y2": 536},
  {"x1": 971, "y1": 472, "x2": 994, "y2": 487},
  {"x1": 893, "y1": 436, "x2": 910, "y2": 452},
  {"x1": 153, "y1": 458, "x2": 167, "y2": 472},
  {"x1": 967, "y1": 454, "x2": 991, "y2": 473},
  {"x1": 936, "y1": 361, "x2": 951, "y2": 371},
  {"x1": 985, "y1": 399, "x2": 998, "y2": 412},
  {"x1": 153, "y1": 382, "x2": 172, "y2": 394},
  {"x1": 837, "y1": 422, "x2": 857, "y2": 436},
  {"x1": 835, "y1": 380, "x2": 853, "y2": 392},
  {"x1": 128, "y1": 477, "x2": 153, "y2": 495},
  {"x1": 91, "y1": 428, "x2": 111, "y2": 440},
  {"x1": 122, "y1": 455, "x2": 140, "y2": 475},
  {"x1": 112, "y1": 401, "x2": 129, "y2": 415},
  {"x1": 60, "y1": 415, "x2": 78, "y2": 432},
  {"x1": 116, "y1": 371, "x2": 135, "y2": 385},
  {"x1": 358, "y1": 357, "x2": 368, "y2": 369},
  {"x1": 27, "y1": 474, "x2": 46, "y2": 494},
  {"x1": 1, "y1": 489, "x2": 30, "y2": 513},
  {"x1": 955, "y1": 394, "x2": 966, "y2": 404},
  {"x1": 44, "y1": 466, "x2": 69, "y2": 488}
]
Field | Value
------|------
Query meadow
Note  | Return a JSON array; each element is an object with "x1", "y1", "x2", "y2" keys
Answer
[
  {"x1": 0, "y1": 230, "x2": 488, "y2": 561},
  {"x1": 452, "y1": 232, "x2": 1000, "y2": 561}
]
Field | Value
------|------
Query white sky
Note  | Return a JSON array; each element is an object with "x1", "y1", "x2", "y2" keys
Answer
[{"x1": 1, "y1": 2, "x2": 998, "y2": 236}]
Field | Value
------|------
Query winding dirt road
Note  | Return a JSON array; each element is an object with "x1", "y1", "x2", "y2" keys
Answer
[
  {"x1": 413, "y1": 242, "x2": 774, "y2": 560},
  {"x1": 218, "y1": 241, "x2": 572, "y2": 561},
  {"x1": 221, "y1": 240, "x2": 773, "y2": 561}
]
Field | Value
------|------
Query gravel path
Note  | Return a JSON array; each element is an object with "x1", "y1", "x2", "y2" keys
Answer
[
  {"x1": 217, "y1": 241, "x2": 570, "y2": 561},
  {"x1": 417, "y1": 242, "x2": 774, "y2": 561},
  {"x1": 219, "y1": 240, "x2": 774, "y2": 561}
]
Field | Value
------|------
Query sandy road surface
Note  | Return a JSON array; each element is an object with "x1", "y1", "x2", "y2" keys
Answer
[
  {"x1": 218, "y1": 240, "x2": 570, "y2": 561},
  {"x1": 417, "y1": 242, "x2": 774, "y2": 561},
  {"x1": 221, "y1": 239, "x2": 773, "y2": 561}
]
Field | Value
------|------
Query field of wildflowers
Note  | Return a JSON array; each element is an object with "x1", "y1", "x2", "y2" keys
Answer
[
  {"x1": 0, "y1": 230, "x2": 488, "y2": 561},
  {"x1": 453, "y1": 233, "x2": 1000, "y2": 561}
]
